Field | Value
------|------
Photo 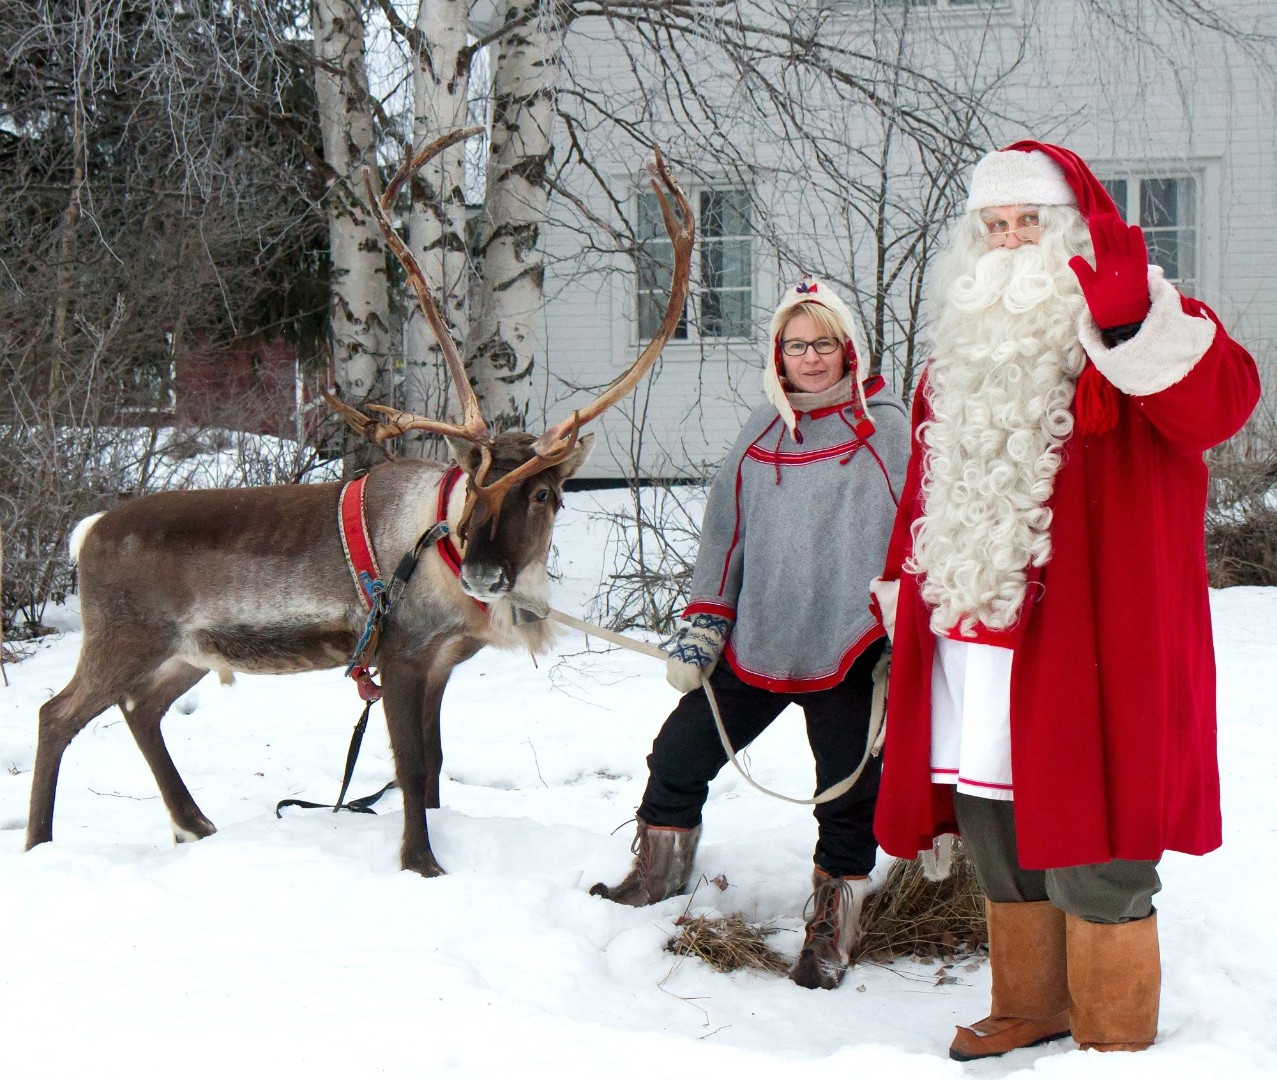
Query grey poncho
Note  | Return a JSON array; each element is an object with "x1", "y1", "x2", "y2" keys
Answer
[{"x1": 684, "y1": 375, "x2": 910, "y2": 691}]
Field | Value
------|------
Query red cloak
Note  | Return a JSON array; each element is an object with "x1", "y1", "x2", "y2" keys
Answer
[{"x1": 873, "y1": 294, "x2": 1260, "y2": 869}]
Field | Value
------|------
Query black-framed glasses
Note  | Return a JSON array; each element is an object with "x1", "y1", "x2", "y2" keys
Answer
[{"x1": 780, "y1": 337, "x2": 842, "y2": 357}]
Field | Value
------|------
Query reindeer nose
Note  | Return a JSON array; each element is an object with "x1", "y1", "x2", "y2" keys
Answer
[{"x1": 460, "y1": 565, "x2": 509, "y2": 597}]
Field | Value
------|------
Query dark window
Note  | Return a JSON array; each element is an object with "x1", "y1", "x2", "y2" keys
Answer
[
  {"x1": 637, "y1": 186, "x2": 752, "y2": 340},
  {"x1": 1100, "y1": 174, "x2": 1197, "y2": 288}
]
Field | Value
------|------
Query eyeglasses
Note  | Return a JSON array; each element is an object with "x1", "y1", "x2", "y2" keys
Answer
[
  {"x1": 780, "y1": 337, "x2": 842, "y2": 357},
  {"x1": 983, "y1": 223, "x2": 1044, "y2": 247}
]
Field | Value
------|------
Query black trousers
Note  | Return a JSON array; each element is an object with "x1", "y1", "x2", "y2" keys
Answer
[{"x1": 638, "y1": 639, "x2": 885, "y2": 877}]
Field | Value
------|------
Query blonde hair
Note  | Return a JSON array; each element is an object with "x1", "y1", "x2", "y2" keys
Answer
[{"x1": 777, "y1": 301, "x2": 846, "y2": 344}]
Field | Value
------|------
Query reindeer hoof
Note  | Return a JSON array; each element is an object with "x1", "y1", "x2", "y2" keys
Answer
[
  {"x1": 172, "y1": 817, "x2": 217, "y2": 844},
  {"x1": 403, "y1": 851, "x2": 446, "y2": 878}
]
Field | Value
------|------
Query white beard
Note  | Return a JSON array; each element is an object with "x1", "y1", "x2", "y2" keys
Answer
[{"x1": 907, "y1": 237, "x2": 1088, "y2": 636}]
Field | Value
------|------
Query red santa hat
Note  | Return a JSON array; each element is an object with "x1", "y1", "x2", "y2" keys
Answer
[
  {"x1": 764, "y1": 277, "x2": 874, "y2": 441},
  {"x1": 966, "y1": 140, "x2": 1120, "y2": 220},
  {"x1": 967, "y1": 140, "x2": 1123, "y2": 435}
]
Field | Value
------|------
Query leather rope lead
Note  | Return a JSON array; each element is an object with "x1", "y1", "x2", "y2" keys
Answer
[{"x1": 546, "y1": 608, "x2": 888, "y2": 806}]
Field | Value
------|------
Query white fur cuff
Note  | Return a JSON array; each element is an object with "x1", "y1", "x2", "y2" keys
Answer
[
  {"x1": 870, "y1": 577, "x2": 900, "y2": 642},
  {"x1": 1077, "y1": 267, "x2": 1217, "y2": 397}
]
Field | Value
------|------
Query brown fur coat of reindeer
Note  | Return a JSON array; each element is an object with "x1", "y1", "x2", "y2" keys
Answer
[{"x1": 26, "y1": 128, "x2": 694, "y2": 877}]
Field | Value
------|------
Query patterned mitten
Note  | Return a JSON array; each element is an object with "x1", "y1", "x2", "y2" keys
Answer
[{"x1": 665, "y1": 613, "x2": 733, "y2": 693}]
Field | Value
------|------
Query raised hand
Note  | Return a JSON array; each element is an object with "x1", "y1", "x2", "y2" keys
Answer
[{"x1": 1069, "y1": 212, "x2": 1152, "y2": 330}]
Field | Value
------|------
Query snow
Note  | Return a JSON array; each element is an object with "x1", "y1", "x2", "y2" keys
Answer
[{"x1": 1, "y1": 490, "x2": 1274, "y2": 1079}]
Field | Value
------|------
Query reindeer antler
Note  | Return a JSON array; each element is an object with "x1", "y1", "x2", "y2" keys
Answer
[
  {"x1": 360, "y1": 125, "x2": 488, "y2": 447},
  {"x1": 331, "y1": 131, "x2": 694, "y2": 533},
  {"x1": 472, "y1": 149, "x2": 695, "y2": 506}
]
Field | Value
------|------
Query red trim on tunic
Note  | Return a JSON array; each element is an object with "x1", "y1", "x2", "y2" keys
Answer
[
  {"x1": 954, "y1": 776, "x2": 1014, "y2": 792},
  {"x1": 684, "y1": 600, "x2": 736, "y2": 620},
  {"x1": 745, "y1": 440, "x2": 862, "y2": 466},
  {"x1": 339, "y1": 475, "x2": 382, "y2": 611},
  {"x1": 724, "y1": 621, "x2": 884, "y2": 693}
]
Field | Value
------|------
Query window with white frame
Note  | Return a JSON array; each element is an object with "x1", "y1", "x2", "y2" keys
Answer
[
  {"x1": 1100, "y1": 174, "x2": 1198, "y2": 290},
  {"x1": 636, "y1": 186, "x2": 752, "y2": 342}
]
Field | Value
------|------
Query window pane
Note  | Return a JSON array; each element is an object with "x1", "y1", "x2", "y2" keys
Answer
[
  {"x1": 636, "y1": 244, "x2": 673, "y2": 292},
  {"x1": 700, "y1": 189, "x2": 750, "y2": 239},
  {"x1": 1102, "y1": 178, "x2": 1128, "y2": 220},
  {"x1": 700, "y1": 239, "x2": 750, "y2": 291},
  {"x1": 1176, "y1": 229, "x2": 1196, "y2": 282},
  {"x1": 717, "y1": 289, "x2": 752, "y2": 337},
  {"x1": 637, "y1": 191, "x2": 667, "y2": 241},
  {"x1": 1140, "y1": 177, "x2": 1183, "y2": 229},
  {"x1": 1145, "y1": 230, "x2": 1180, "y2": 280},
  {"x1": 637, "y1": 190, "x2": 686, "y2": 339},
  {"x1": 639, "y1": 291, "x2": 688, "y2": 340}
]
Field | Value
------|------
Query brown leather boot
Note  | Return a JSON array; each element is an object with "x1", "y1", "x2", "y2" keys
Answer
[
  {"x1": 949, "y1": 900, "x2": 1071, "y2": 1061},
  {"x1": 790, "y1": 868, "x2": 869, "y2": 990},
  {"x1": 589, "y1": 821, "x2": 701, "y2": 906},
  {"x1": 1066, "y1": 911, "x2": 1160, "y2": 1051}
]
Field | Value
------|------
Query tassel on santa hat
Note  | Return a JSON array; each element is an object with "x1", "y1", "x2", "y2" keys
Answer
[{"x1": 968, "y1": 140, "x2": 1125, "y2": 437}]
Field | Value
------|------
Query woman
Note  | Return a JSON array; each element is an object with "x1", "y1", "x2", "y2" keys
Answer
[{"x1": 591, "y1": 278, "x2": 910, "y2": 990}]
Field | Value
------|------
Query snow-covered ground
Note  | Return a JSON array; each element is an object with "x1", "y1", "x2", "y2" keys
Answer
[{"x1": 1, "y1": 489, "x2": 1273, "y2": 1079}]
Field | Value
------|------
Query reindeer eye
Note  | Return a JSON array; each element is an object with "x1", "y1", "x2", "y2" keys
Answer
[{"x1": 535, "y1": 488, "x2": 551, "y2": 503}]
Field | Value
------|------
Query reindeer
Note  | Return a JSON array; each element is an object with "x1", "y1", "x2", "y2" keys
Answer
[{"x1": 26, "y1": 128, "x2": 694, "y2": 877}]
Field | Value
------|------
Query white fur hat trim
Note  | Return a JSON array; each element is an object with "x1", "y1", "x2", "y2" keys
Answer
[
  {"x1": 966, "y1": 149, "x2": 1077, "y2": 211},
  {"x1": 764, "y1": 278, "x2": 871, "y2": 437}
]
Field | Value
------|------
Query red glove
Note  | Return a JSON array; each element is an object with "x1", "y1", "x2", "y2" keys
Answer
[{"x1": 1068, "y1": 213, "x2": 1151, "y2": 329}]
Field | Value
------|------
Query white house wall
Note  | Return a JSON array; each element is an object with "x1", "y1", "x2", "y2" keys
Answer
[{"x1": 531, "y1": 0, "x2": 1275, "y2": 481}]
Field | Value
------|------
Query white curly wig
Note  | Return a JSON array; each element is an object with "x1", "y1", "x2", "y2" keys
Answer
[{"x1": 906, "y1": 204, "x2": 1093, "y2": 635}]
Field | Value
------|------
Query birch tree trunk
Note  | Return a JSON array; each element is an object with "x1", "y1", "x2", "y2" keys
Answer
[
  {"x1": 469, "y1": 3, "x2": 563, "y2": 432},
  {"x1": 401, "y1": 0, "x2": 471, "y2": 457},
  {"x1": 311, "y1": 0, "x2": 391, "y2": 428}
]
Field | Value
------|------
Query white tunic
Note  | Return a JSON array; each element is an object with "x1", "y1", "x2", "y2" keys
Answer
[{"x1": 929, "y1": 636, "x2": 1014, "y2": 800}]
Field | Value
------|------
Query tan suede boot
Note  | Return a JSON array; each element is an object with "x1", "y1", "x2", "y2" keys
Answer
[
  {"x1": 1065, "y1": 911, "x2": 1160, "y2": 1052},
  {"x1": 589, "y1": 822, "x2": 701, "y2": 906},
  {"x1": 949, "y1": 900, "x2": 1071, "y2": 1061}
]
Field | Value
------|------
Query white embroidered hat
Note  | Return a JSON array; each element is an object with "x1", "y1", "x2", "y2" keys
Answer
[{"x1": 764, "y1": 278, "x2": 873, "y2": 440}]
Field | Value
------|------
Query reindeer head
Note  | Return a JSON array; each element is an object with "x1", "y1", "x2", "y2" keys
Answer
[
  {"x1": 445, "y1": 430, "x2": 592, "y2": 608},
  {"x1": 329, "y1": 126, "x2": 693, "y2": 613}
]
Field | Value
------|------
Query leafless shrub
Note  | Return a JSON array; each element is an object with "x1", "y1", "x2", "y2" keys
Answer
[
  {"x1": 592, "y1": 461, "x2": 709, "y2": 636},
  {"x1": 0, "y1": 339, "x2": 337, "y2": 639},
  {"x1": 1205, "y1": 398, "x2": 1277, "y2": 588}
]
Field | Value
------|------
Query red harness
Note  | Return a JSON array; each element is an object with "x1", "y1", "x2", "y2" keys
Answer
[{"x1": 337, "y1": 466, "x2": 482, "y2": 700}]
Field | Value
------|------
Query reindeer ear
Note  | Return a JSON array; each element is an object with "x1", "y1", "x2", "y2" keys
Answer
[
  {"x1": 553, "y1": 433, "x2": 594, "y2": 482},
  {"x1": 445, "y1": 436, "x2": 484, "y2": 476}
]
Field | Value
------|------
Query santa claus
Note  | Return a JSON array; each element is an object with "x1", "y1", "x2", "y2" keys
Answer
[{"x1": 870, "y1": 142, "x2": 1260, "y2": 1060}]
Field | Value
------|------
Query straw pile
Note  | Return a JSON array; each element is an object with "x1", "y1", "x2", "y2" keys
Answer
[{"x1": 856, "y1": 840, "x2": 988, "y2": 960}]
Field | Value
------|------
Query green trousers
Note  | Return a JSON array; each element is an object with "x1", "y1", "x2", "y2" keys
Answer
[{"x1": 953, "y1": 793, "x2": 1161, "y2": 924}]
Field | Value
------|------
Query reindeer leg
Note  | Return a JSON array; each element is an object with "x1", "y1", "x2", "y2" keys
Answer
[
  {"x1": 27, "y1": 652, "x2": 128, "y2": 849},
  {"x1": 424, "y1": 697, "x2": 443, "y2": 811},
  {"x1": 120, "y1": 661, "x2": 213, "y2": 843},
  {"x1": 381, "y1": 657, "x2": 446, "y2": 877}
]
